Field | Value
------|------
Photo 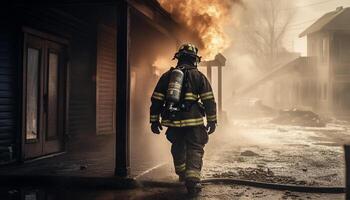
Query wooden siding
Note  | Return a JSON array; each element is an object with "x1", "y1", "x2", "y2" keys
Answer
[
  {"x1": 96, "y1": 24, "x2": 116, "y2": 135},
  {"x1": 0, "y1": 29, "x2": 17, "y2": 163},
  {"x1": 67, "y1": 35, "x2": 96, "y2": 135},
  {"x1": 20, "y1": 7, "x2": 96, "y2": 136}
]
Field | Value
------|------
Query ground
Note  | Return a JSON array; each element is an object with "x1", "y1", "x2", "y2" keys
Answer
[
  {"x1": 201, "y1": 117, "x2": 348, "y2": 199},
  {"x1": 204, "y1": 118, "x2": 347, "y2": 187},
  {"x1": 2, "y1": 117, "x2": 349, "y2": 199},
  {"x1": 136, "y1": 117, "x2": 349, "y2": 199}
]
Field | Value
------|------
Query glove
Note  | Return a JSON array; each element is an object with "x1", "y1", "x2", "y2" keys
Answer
[
  {"x1": 151, "y1": 121, "x2": 163, "y2": 134},
  {"x1": 206, "y1": 122, "x2": 216, "y2": 135}
]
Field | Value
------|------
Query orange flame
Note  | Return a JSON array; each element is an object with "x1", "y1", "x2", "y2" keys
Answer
[{"x1": 158, "y1": 0, "x2": 241, "y2": 59}]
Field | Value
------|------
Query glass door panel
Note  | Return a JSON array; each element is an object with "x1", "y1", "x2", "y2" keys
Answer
[
  {"x1": 47, "y1": 52, "x2": 59, "y2": 139},
  {"x1": 26, "y1": 48, "x2": 40, "y2": 141}
]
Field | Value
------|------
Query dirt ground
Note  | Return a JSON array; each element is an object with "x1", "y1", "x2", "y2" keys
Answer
[
  {"x1": 200, "y1": 117, "x2": 349, "y2": 199},
  {"x1": 1, "y1": 184, "x2": 344, "y2": 200},
  {"x1": 2, "y1": 117, "x2": 349, "y2": 199},
  {"x1": 134, "y1": 117, "x2": 349, "y2": 199},
  {"x1": 203, "y1": 118, "x2": 348, "y2": 187}
]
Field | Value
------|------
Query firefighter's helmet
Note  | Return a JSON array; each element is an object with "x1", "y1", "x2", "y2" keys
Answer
[{"x1": 174, "y1": 43, "x2": 201, "y2": 63}]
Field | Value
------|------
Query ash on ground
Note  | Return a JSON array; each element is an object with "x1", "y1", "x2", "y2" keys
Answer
[{"x1": 200, "y1": 117, "x2": 349, "y2": 199}]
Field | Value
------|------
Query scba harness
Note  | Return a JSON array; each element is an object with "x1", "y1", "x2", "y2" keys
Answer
[{"x1": 164, "y1": 65, "x2": 205, "y2": 119}]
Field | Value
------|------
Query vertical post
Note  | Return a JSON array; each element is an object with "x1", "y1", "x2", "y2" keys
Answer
[
  {"x1": 345, "y1": 145, "x2": 350, "y2": 199},
  {"x1": 115, "y1": 0, "x2": 130, "y2": 177},
  {"x1": 207, "y1": 66, "x2": 212, "y2": 83},
  {"x1": 218, "y1": 66, "x2": 223, "y2": 114}
]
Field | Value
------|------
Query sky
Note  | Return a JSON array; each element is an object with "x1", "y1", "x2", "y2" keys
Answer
[{"x1": 285, "y1": 0, "x2": 350, "y2": 56}]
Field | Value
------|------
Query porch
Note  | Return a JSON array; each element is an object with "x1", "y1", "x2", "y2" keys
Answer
[
  {"x1": 0, "y1": 0, "x2": 187, "y2": 184},
  {"x1": 0, "y1": 133, "x2": 169, "y2": 189}
]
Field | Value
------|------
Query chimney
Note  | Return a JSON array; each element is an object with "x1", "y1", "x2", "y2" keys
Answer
[{"x1": 336, "y1": 6, "x2": 343, "y2": 12}]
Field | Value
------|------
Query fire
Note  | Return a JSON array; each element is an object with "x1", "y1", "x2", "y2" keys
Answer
[{"x1": 158, "y1": 0, "x2": 241, "y2": 59}]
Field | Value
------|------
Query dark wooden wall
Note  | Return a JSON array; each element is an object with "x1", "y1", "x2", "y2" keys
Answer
[
  {"x1": 96, "y1": 24, "x2": 116, "y2": 135},
  {"x1": 0, "y1": 5, "x2": 103, "y2": 163},
  {"x1": 0, "y1": 24, "x2": 18, "y2": 164},
  {"x1": 68, "y1": 31, "x2": 96, "y2": 136},
  {"x1": 18, "y1": 7, "x2": 97, "y2": 138}
]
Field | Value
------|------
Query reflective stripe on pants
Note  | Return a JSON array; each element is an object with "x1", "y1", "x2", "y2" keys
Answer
[
  {"x1": 166, "y1": 125, "x2": 208, "y2": 181},
  {"x1": 175, "y1": 163, "x2": 186, "y2": 174}
]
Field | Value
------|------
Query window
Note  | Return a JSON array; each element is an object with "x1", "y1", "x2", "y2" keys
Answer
[
  {"x1": 47, "y1": 52, "x2": 59, "y2": 139},
  {"x1": 339, "y1": 36, "x2": 350, "y2": 63},
  {"x1": 26, "y1": 48, "x2": 40, "y2": 140},
  {"x1": 334, "y1": 35, "x2": 350, "y2": 74}
]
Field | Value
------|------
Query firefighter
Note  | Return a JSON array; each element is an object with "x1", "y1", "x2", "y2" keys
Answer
[{"x1": 150, "y1": 43, "x2": 217, "y2": 195}]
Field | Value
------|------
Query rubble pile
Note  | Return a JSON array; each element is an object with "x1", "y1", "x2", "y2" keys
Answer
[
  {"x1": 238, "y1": 168, "x2": 309, "y2": 185},
  {"x1": 271, "y1": 109, "x2": 326, "y2": 127},
  {"x1": 213, "y1": 167, "x2": 312, "y2": 185}
]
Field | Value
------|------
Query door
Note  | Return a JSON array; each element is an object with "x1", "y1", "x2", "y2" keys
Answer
[{"x1": 23, "y1": 33, "x2": 67, "y2": 160}]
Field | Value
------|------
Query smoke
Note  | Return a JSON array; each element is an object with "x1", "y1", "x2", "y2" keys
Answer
[
  {"x1": 158, "y1": 0, "x2": 299, "y2": 122},
  {"x1": 158, "y1": 0, "x2": 242, "y2": 59},
  {"x1": 128, "y1": 13, "x2": 180, "y2": 175}
]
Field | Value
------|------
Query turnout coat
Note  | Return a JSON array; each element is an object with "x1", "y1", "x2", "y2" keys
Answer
[{"x1": 150, "y1": 64, "x2": 217, "y2": 127}]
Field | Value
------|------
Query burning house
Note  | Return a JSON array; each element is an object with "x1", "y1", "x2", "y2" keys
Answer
[
  {"x1": 238, "y1": 7, "x2": 350, "y2": 117},
  {"x1": 0, "y1": 0, "x2": 202, "y2": 179}
]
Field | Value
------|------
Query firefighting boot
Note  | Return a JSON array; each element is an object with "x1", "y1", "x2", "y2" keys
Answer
[{"x1": 185, "y1": 180, "x2": 202, "y2": 196}]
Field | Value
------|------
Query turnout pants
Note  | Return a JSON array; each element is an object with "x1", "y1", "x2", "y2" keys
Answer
[{"x1": 166, "y1": 125, "x2": 208, "y2": 182}]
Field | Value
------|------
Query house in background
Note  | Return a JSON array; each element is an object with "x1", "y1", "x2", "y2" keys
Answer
[
  {"x1": 237, "y1": 7, "x2": 350, "y2": 117},
  {"x1": 0, "y1": 0, "x2": 196, "y2": 179},
  {"x1": 299, "y1": 6, "x2": 350, "y2": 115}
]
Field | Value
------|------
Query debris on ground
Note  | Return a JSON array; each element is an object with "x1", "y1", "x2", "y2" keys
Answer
[
  {"x1": 271, "y1": 109, "x2": 326, "y2": 127},
  {"x1": 212, "y1": 167, "x2": 313, "y2": 185},
  {"x1": 241, "y1": 150, "x2": 260, "y2": 157},
  {"x1": 201, "y1": 117, "x2": 347, "y2": 199},
  {"x1": 282, "y1": 191, "x2": 301, "y2": 199},
  {"x1": 314, "y1": 173, "x2": 339, "y2": 182}
]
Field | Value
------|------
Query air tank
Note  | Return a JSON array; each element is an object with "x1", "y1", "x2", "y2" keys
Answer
[{"x1": 166, "y1": 68, "x2": 184, "y2": 109}]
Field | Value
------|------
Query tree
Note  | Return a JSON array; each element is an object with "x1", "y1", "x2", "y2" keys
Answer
[{"x1": 239, "y1": 0, "x2": 295, "y2": 71}]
